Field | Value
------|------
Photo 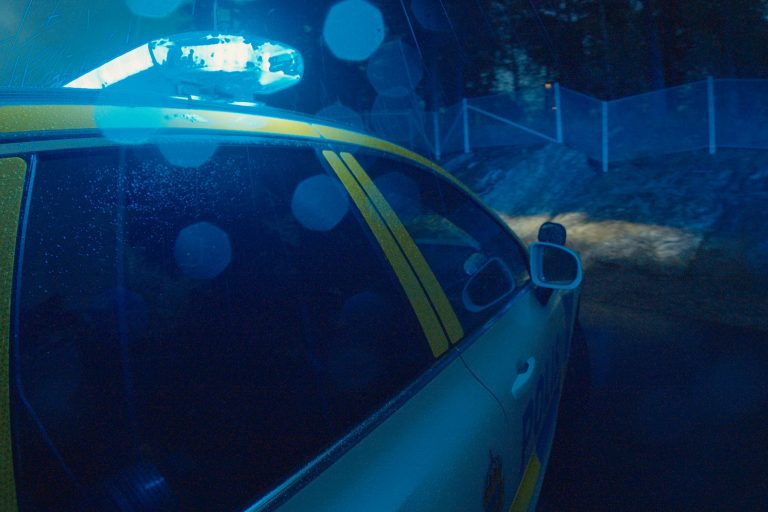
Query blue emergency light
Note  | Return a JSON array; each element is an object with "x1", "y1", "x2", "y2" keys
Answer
[{"x1": 65, "y1": 33, "x2": 304, "y2": 99}]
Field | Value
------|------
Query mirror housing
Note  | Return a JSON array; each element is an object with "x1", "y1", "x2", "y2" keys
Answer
[
  {"x1": 529, "y1": 242, "x2": 583, "y2": 290},
  {"x1": 538, "y1": 221, "x2": 567, "y2": 245}
]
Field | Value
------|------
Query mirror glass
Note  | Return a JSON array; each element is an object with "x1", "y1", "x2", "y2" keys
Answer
[{"x1": 539, "y1": 244, "x2": 579, "y2": 284}]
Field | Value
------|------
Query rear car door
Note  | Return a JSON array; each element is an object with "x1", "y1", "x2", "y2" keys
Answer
[
  {"x1": 272, "y1": 149, "x2": 513, "y2": 511},
  {"x1": 340, "y1": 149, "x2": 569, "y2": 509}
]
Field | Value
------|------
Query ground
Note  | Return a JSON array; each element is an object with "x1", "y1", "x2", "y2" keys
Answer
[
  {"x1": 445, "y1": 145, "x2": 768, "y2": 510},
  {"x1": 446, "y1": 144, "x2": 768, "y2": 330}
]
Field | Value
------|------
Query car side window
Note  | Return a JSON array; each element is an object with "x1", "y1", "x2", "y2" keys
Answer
[
  {"x1": 11, "y1": 143, "x2": 433, "y2": 512},
  {"x1": 354, "y1": 152, "x2": 530, "y2": 335}
]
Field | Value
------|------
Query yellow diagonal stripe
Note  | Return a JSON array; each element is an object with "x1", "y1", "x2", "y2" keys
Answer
[
  {"x1": 0, "y1": 157, "x2": 26, "y2": 512},
  {"x1": 312, "y1": 123, "x2": 481, "y2": 195},
  {"x1": 322, "y1": 151, "x2": 450, "y2": 358},
  {"x1": 340, "y1": 152, "x2": 464, "y2": 344},
  {"x1": 509, "y1": 452, "x2": 541, "y2": 512}
]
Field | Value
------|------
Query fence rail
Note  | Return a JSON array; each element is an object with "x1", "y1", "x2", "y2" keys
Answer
[{"x1": 343, "y1": 77, "x2": 768, "y2": 172}]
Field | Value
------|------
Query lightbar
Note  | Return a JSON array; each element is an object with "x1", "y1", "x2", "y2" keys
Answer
[{"x1": 65, "y1": 33, "x2": 304, "y2": 98}]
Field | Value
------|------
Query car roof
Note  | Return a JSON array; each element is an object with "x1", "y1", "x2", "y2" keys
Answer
[
  {"x1": 0, "y1": 87, "x2": 524, "y2": 249},
  {"x1": 0, "y1": 87, "x2": 443, "y2": 172}
]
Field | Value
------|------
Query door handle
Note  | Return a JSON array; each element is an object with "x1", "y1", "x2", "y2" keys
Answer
[{"x1": 511, "y1": 357, "x2": 536, "y2": 399}]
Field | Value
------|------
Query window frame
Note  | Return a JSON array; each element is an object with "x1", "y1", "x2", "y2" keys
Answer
[{"x1": 330, "y1": 145, "x2": 533, "y2": 335}]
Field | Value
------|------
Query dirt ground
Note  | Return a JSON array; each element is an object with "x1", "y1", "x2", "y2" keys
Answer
[
  {"x1": 447, "y1": 146, "x2": 768, "y2": 510},
  {"x1": 538, "y1": 298, "x2": 768, "y2": 511},
  {"x1": 448, "y1": 144, "x2": 768, "y2": 332}
]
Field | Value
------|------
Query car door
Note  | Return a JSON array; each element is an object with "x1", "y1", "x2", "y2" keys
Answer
[
  {"x1": 328, "y1": 151, "x2": 541, "y2": 506},
  {"x1": 414, "y1": 178, "x2": 574, "y2": 511},
  {"x1": 461, "y1": 286, "x2": 572, "y2": 510},
  {"x1": 338, "y1": 148, "x2": 567, "y2": 510},
  {"x1": 269, "y1": 149, "x2": 513, "y2": 512},
  {"x1": 420, "y1": 191, "x2": 573, "y2": 510}
]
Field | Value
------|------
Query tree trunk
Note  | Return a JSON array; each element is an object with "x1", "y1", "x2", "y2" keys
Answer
[
  {"x1": 598, "y1": 0, "x2": 614, "y2": 98},
  {"x1": 645, "y1": 0, "x2": 666, "y2": 90}
]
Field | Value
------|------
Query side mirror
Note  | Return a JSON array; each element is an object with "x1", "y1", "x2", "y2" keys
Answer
[
  {"x1": 462, "y1": 257, "x2": 516, "y2": 312},
  {"x1": 529, "y1": 242, "x2": 583, "y2": 290},
  {"x1": 538, "y1": 221, "x2": 567, "y2": 245}
]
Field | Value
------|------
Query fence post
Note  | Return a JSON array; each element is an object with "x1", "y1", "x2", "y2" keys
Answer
[
  {"x1": 707, "y1": 76, "x2": 717, "y2": 155},
  {"x1": 433, "y1": 110, "x2": 441, "y2": 161},
  {"x1": 554, "y1": 82, "x2": 563, "y2": 144},
  {"x1": 462, "y1": 98, "x2": 470, "y2": 154},
  {"x1": 601, "y1": 101, "x2": 609, "y2": 173}
]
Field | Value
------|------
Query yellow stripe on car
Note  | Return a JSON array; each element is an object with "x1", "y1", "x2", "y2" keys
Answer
[
  {"x1": 0, "y1": 105, "x2": 319, "y2": 139},
  {"x1": 313, "y1": 124, "x2": 440, "y2": 170},
  {"x1": 509, "y1": 452, "x2": 542, "y2": 512},
  {"x1": 0, "y1": 157, "x2": 26, "y2": 512},
  {"x1": 311, "y1": 123, "x2": 484, "y2": 195},
  {"x1": 0, "y1": 106, "x2": 441, "y2": 177},
  {"x1": 339, "y1": 152, "x2": 464, "y2": 345},
  {"x1": 322, "y1": 151, "x2": 450, "y2": 358},
  {"x1": 0, "y1": 105, "x2": 97, "y2": 133}
]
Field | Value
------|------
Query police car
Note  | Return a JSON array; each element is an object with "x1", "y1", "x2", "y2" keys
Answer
[{"x1": 0, "y1": 33, "x2": 583, "y2": 512}]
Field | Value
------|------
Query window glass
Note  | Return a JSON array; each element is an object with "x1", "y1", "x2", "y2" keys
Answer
[
  {"x1": 354, "y1": 153, "x2": 530, "y2": 335},
  {"x1": 12, "y1": 144, "x2": 432, "y2": 512}
]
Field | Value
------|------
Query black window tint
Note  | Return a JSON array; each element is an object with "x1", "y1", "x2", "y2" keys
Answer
[
  {"x1": 12, "y1": 144, "x2": 432, "y2": 512},
  {"x1": 356, "y1": 153, "x2": 529, "y2": 334}
]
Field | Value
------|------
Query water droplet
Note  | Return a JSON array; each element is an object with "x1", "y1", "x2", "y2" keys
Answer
[{"x1": 323, "y1": 0, "x2": 385, "y2": 61}]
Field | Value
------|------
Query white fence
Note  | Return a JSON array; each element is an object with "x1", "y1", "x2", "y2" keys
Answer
[{"x1": 339, "y1": 78, "x2": 768, "y2": 171}]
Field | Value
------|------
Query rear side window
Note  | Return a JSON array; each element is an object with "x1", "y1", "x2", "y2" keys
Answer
[
  {"x1": 352, "y1": 152, "x2": 530, "y2": 335},
  {"x1": 11, "y1": 143, "x2": 432, "y2": 511}
]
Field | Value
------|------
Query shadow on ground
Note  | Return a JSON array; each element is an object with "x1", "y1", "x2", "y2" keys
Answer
[{"x1": 539, "y1": 300, "x2": 768, "y2": 511}]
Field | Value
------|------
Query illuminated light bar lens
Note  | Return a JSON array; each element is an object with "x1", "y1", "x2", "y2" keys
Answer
[
  {"x1": 64, "y1": 45, "x2": 155, "y2": 89},
  {"x1": 65, "y1": 33, "x2": 304, "y2": 97}
]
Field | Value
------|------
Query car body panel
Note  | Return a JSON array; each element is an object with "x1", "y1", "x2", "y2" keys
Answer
[
  {"x1": 259, "y1": 355, "x2": 509, "y2": 512},
  {"x1": 457, "y1": 277, "x2": 577, "y2": 512},
  {"x1": 0, "y1": 157, "x2": 26, "y2": 512},
  {"x1": 0, "y1": 91, "x2": 581, "y2": 512}
]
